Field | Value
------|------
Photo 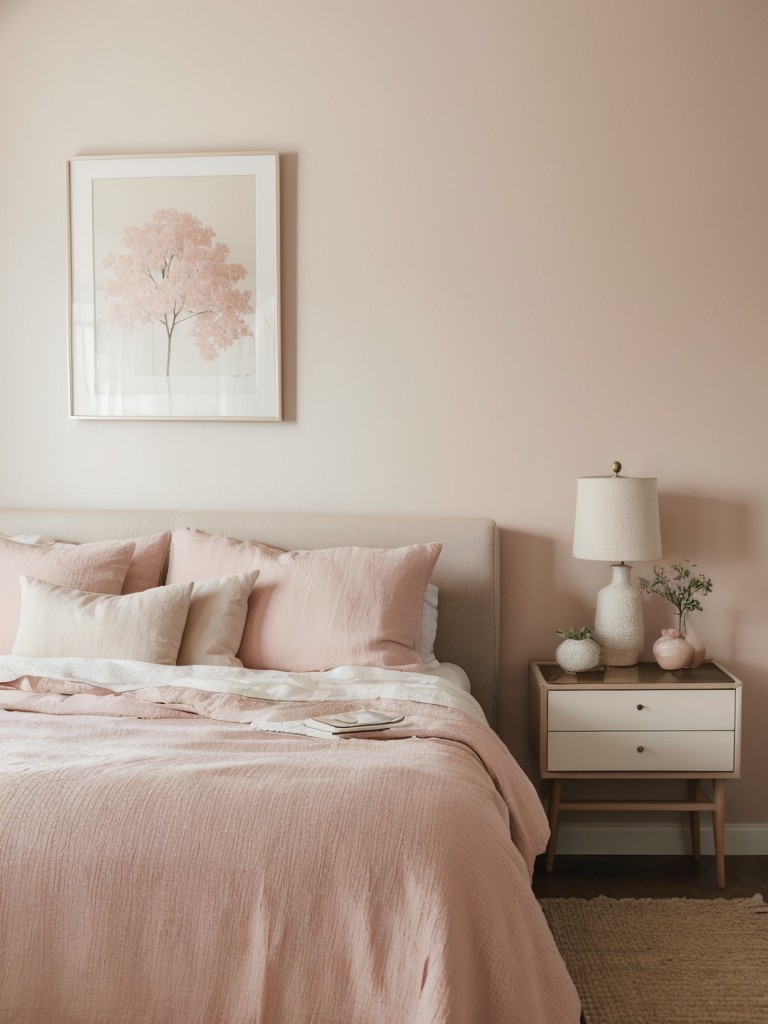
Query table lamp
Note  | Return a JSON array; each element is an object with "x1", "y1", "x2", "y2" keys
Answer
[{"x1": 572, "y1": 461, "x2": 662, "y2": 666}]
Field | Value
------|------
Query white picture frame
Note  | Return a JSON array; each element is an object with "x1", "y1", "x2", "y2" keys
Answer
[{"x1": 68, "y1": 152, "x2": 281, "y2": 421}]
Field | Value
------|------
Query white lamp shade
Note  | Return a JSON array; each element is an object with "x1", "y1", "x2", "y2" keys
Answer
[{"x1": 573, "y1": 475, "x2": 662, "y2": 563}]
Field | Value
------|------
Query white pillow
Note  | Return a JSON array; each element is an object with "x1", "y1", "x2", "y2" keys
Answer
[
  {"x1": 177, "y1": 570, "x2": 260, "y2": 667},
  {"x1": 416, "y1": 583, "x2": 439, "y2": 668},
  {"x1": 12, "y1": 575, "x2": 193, "y2": 664}
]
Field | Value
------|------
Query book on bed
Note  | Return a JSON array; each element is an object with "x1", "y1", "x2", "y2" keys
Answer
[{"x1": 304, "y1": 710, "x2": 404, "y2": 734}]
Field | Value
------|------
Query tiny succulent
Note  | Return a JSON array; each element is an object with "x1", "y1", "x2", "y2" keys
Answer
[{"x1": 556, "y1": 627, "x2": 594, "y2": 641}]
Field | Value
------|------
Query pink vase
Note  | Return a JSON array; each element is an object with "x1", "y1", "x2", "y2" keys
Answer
[{"x1": 653, "y1": 629, "x2": 694, "y2": 670}]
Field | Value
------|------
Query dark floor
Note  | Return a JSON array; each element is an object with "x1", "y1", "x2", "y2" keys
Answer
[{"x1": 532, "y1": 854, "x2": 768, "y2": 899}]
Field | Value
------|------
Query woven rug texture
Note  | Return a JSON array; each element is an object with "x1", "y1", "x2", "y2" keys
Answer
[{"x1": 540, "y1": 894, "x2": 768, "y2": 1024}]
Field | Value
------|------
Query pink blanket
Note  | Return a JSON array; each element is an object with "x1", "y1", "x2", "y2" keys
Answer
[{"x1": 0, "y1": 675, "x2": 580, "y2": 1024}]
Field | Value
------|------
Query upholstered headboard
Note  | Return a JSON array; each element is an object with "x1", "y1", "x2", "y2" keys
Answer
[{"x1": 0, "y1": 510, "x2": 500, "y2": 725}]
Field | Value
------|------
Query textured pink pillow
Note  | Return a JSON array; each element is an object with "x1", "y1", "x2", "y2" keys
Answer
[
  {"x1": 0, "y1": 535, "x2": 136, "y2": 654},
  {"x1": 166, "y1": 529, "x2": 442, "y2": 672},
  {"x1": 166, "y1": 528, "x2": 281, "y2": 583},
  {"x1": 4, "y1": 531, "x2": 172, "y2": 595},
  {"x1": 121, "y1": 532, "x2": 172, "y2": 594}
]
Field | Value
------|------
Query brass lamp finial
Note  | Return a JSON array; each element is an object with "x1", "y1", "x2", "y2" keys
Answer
[{"x1": 611, "y1": 461, "x2": 622, "y2": 476}]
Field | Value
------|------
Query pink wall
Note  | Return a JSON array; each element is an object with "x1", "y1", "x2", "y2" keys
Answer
[{"x1": 0, "y1": 1, "x2": 766, "y2": 829}]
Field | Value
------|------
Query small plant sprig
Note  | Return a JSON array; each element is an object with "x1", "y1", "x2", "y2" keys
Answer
[
  {"x1": 556, "y1": 627, "x2": 594, "y2": 640},
  {"x1": 638, "y1": 560, "x2": 713, "y2": 629}
]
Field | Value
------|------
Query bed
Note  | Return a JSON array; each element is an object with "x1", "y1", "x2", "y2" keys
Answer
[{"x1": 0, "y1": 509, "x2": 580, "y2": 1024}]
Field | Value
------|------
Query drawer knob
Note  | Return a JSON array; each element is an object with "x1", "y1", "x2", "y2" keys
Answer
[
  {"x1": 637, "y1": 745, "x2": 645, "y2": 753},
  {"x1": 637, "y1": 704, "x2": 644, "y2": 711}
]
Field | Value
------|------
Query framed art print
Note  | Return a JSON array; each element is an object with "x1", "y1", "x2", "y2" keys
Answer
[{"x1": 68, "y1": 152, "x2": 281, "y2": 420}]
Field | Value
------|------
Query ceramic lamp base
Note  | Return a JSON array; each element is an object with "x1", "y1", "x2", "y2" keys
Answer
[{"x1": 593, "y1": 563, "x2": 644, "y2": 666}]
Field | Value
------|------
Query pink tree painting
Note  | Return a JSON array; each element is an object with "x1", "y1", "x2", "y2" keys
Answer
[{"x1": 102, "y1": 208, "x2": 254, "y2": 376}]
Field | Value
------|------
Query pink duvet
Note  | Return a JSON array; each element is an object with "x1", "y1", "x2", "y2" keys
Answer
[{"x1": 0, "y1": 675, "x2": 580, "y2": 1024}]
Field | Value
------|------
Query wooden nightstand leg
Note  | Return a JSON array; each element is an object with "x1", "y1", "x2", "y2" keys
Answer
[
  {"x1": 687, "y1": 780, "x2": 701, "y2": 861},
  {"x1": 546, "y1": 779, "x2": 562, "y2": 872},
  {"x1": 713, "y1": 779, "x2": 726, "y2": 889}
]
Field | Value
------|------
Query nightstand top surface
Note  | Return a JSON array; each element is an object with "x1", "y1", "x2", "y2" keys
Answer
[{"x1": 531, "y1": 660, "x2": 738, "y2": 687}]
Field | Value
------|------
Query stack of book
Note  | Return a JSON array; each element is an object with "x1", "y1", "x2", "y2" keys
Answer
[{"x1": 303, "y1": 710, "x2": 404, "y2": 738}]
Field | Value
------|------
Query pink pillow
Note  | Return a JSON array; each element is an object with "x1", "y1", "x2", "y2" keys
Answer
[
  {"x1": 121, "y1": 532, "x2": 172, "y2": 593},
  {"x1": 167, "y1": 529, "x2": 281, "y2": 582},
  {"x1": 4, "y1": 531, "x2": 171, "y2": 595},
  {"x1": 0, "y1": 535, "x2": 136, "y2": 653},
  {"x1": 166, "y1": 529, "x2": 442, "y2": 672}
]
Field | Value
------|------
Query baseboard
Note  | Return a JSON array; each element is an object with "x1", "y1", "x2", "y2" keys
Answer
[{"x1": 555, "y1": 823, "x2": 768, "y2": 856}]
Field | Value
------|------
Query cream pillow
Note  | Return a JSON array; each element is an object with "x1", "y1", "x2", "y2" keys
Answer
[
  {"x1": 0, "y1": 535, "x2": 136, "y2": 653},
  {"x1": 12, "y1": 576, "x2": 193, "y2": 664},
  {"x1": 177, "y1": 570, "x2": 260, "y2": 667}
]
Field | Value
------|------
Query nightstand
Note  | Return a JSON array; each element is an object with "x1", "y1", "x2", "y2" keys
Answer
[{"x1": 528, "y1": 660, "x2": 742, "y2": 888}]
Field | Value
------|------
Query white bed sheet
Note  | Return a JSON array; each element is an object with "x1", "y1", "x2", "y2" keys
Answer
[
  {"x1": 0, "y1": 656, "x2": 487, "y2": 723},
  {"x1": 428, "y1": 661, "x2": 472, "y2": 693}
]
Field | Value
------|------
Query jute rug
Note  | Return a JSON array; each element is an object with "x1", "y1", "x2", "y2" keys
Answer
[{"x1": 540, "y1": 895, "x2": 768, "y2": 1024}]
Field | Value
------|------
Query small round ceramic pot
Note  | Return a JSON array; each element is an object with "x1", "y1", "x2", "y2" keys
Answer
[
  {"x1": 555, "y1": 638, "x2": 602, "y2": 673},
  {"x1": 653, "y1": 629, "x2": 694, "y2": 670}
]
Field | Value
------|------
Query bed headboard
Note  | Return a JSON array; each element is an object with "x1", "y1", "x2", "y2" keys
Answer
[{"x1": 0, "y1": 509, "x2": 500, "y2": 725}]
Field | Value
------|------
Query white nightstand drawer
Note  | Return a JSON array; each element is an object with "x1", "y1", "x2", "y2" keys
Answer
[
  {"x1": 548, "y1": 689, "x2": 735, "y2": 732},
  {"x1": 548, "y1": 730, "x2": 735, "y2": 772}
]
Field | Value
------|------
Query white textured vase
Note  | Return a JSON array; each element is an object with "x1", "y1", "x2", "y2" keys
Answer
[
  {"x1": 593, "y1": 563, "x2": 644, "y2": 666},
  {"x1": 555, "y1": 638, "x2": 602, "y2": 673}
]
